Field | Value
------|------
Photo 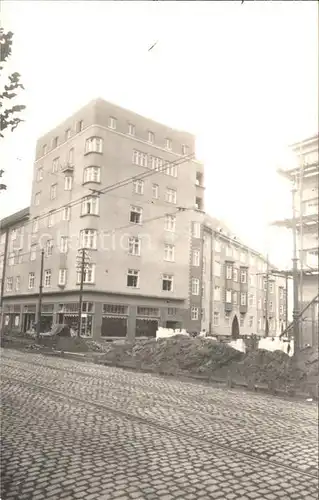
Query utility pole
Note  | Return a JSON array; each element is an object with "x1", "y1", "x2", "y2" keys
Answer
[
  {"x1": 36, "y1": 249, "x2": 45, "y2": 342},
  {"x1": 285, "y1": 272, "x2": 288, "y2": 332},
  {"x1": 265, "y1": 255, "x2": 269, "y2": 337},
  {"x1": 292, "y1": 184, "x2": 300, "y2": 355},
  {"x1": 77, "y1": 248, "x2": 85, "y2": 338}
]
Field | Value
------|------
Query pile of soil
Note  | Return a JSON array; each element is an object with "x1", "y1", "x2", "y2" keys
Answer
[{"x1": 99, "y1": 336, "x2": 243, "y2": 376}]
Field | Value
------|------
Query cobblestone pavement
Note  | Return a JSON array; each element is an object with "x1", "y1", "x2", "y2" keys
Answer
[{"x1": 1, "y1": 349, "x2": 318, "y2": 500}]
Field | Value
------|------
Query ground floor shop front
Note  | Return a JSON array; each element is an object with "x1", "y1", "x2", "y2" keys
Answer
[{"x1": 1, "y1": 291, "x2": 189, "y2": 341}]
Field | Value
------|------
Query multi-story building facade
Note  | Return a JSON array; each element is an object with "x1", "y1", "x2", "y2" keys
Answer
[
  {"x1": 274, "y1": 134, "x2": 318, "y2": 346},
  {"x1": 0, "y1": 98, "x2": 205, "y2": 339},
  {"x1": 189, "y1": 215, "x2": 287, "y2": 337},
  {"x1": 0, "y1": 98, "x2": 286, "y2": 341}
]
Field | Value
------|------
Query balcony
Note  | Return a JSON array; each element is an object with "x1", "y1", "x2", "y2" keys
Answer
[{"x1": 60, "y1": 162, "x2": 74, "y2": 173}]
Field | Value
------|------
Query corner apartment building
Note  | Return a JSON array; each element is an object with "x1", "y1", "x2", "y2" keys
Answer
[
  {"x1": 0, "y1": 98, "x2": 205, "y2": 339},
  {"x1": 274, "y1": 134, "x2": 318, "y2": 346}
]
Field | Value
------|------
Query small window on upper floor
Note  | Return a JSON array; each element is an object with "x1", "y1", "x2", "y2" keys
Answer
[
  {"x1": 42, "y1": 144, "x2": 47, "y2": 156},
  {"x1": 37, "y1": 168, "x2": 44, "y2": 182},
  {"x1": 182, "y1": 144, "x2": 189, "y2": 155},
  {"x1": 77, "y1": 120, "x2": 84, "y2": 133},
  {"x1": 34, "y1": 192, "x2": 41, "y2": 206},
  {"x1": 65, "y1": 128, "x2": 71, "y2": 141},
  {"x1": 148, "y1": 131, "x2": 155, "y2": 144},
  {"x1": 64, "y1": 176, "x2": 73, "y2": 191},
  {"x1": 52, "y1": 136, "x2": 58, "y2": 149},
  {"x1": 128, "y1": 123, "x2": 135, "y2": 136},
  {"x1": 165, "y1": 138, "x2": 172, "y2": 150},
  {"x1": 108, "y1": 117, "x2": 117, "y2": 130},
  {"x1": 85, "y1": 137, "x2": 103, "y2": 154}
]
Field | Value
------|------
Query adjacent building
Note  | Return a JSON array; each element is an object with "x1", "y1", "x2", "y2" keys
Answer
[
  {"x1": 0, "y1": 98, "x2": 286, "y2": 340},
  {"x1": 273, "y1": 133, "x2": 318, "y2": 346}
]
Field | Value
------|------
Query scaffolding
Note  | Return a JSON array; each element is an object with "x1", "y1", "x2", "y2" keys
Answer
[{"x1": 273, "y1": 134, "x2": 319, "y2": 347}]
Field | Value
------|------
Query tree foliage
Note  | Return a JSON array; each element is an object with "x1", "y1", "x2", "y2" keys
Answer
[{"x1": 0, "y1": 28, "x2": 26, "y2": 191}]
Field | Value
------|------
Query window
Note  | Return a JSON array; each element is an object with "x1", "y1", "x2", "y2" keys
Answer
[
  {"x1": 64, "y1": 176, "x2": 73, "y2": 191},
  {"x1": 148, "y1": 155, "x2": 163, "y2": 171},
  {"x1": 65, "y1": 128, "x2": 71, "y2": 141},
  {"x1": 193, "y1": 249, "x2": 200, "y2": 266},
  {"x1": 84, "y1": 166, "x2": 101, "y2": 183},
  {"x1": 280, "y1": 304, "x2": 284, "y2": 315},
  {"x1": 162, "y1": 274, "x2": 173, "y2": 291},
  {"x1": 52, "y1": 136, "x2": 58, "y2": 149},
  {"x1": 128, "y1": 123, "x2": 135, "y2": 136},
  {"x1": 130, "y1": 205, "x2": 142, "y2": 224},
  {"x1": 44, "y1": 270, "x2": 51, "y2": 287},
  {"x1": 45, "y1": 239, "x2": 54, "y2": 257},
  {"x1": 233, "y1": 268, "x2": 238, "y2": 282},
  {"x1": 52, "y1": 157, "x2": 60, "y2": 173},
  {"x1": 82, "y1": 196, "x2": 99, "y2": 216},
  {"x1": 48, "y1": 211, "x2": 55, "y2": 227},
  {"x1": 77, "y1": 120, "x2": 84, "y2": 133},
  {"x1": 182, "y1": 144, "x2": 189, "y2": 156},
  {"x1": 214, "y1": 286, "x2": 221, "y2": 301},
  {"x1": 192, "y1": 222, "x2": 201, "y2": 238},
  {"x1": 133, "y1": 149, "x2": 148, "y2": 168},
  {"x1": 128, "y1": 237, "x2": 141, "y2": 256},
  {"x1": 17, "y1": 250, "x2": 23, "y2": 264},
  {"x1": 248, "y1": 294, "x2": 255, "y2": 306},
  {"x1": 263, "y1": 278, "x2": 267, "y2": 291},
  {"x1": 214, "y1": 239, "x2": 221, "y2": 252},
  {"x1": 233, "y1": 292, "x2": 238, "y2": 305},
  {"x1": 34, "y1": 192, "x2": 41, "y2": 206},
  {"x1": 161, "y1": 241, "x2": 175, "y2": 262},
  {"x1": 214, "y1": 261, "x2": 221, "y2": 277},
  {"x1": 240, "y1": 252, "x2": 246, "y2": 263},
  {"x1": 62, "y1": 206, "x2": 71, "y2": 221},
  {"x1": 28, "y1": 272, "x2": 35, "y2": 289},
  {"x1": 233, "y1": 248, "x2": 238, "y2": 261},
  {"x1": 248, "y1": 316, "x2": 254, "y2": 328},
  {"x1": 152, "y1": 184, "x2": 159, "y2": 199},
  {"x1": 165, "y1": 162, "x2": 178, "y2": 178},
  {"x1": 68, "y1": 148, "x2": 74, "y2": 165},
  {"x1": 164, "y1": 215, "x2": 176, "y2": 232},
  {"x1": 240, "y1": 293, "x2": 247, "y2": 306},
  {"x1": 80, "y1": 229, "x2": 97, "y2": 249},
  {"x1": 50, "y1": 183, "x2": 57, "y2": 200},
  {"x1": 226, "y1": 289, "x2": 232, "y2": 303},
  {"x1": 226, "y1": 265, "x2": 232, "y2": 280},
  {"x1": 108, "y1": 117, "x2": 116, "y2": 129},
  {"x1": 42, "y1": 144, "x2": 47, "y2": 156},
  {"x1": 58, "y1": 269, "x2": 67, "y2": 286},
  {"x1": 15, "y1": 276, "x2": 20, "y2": 291},
  {"x1": 30, "y1": 245, "x2": 37, "y2": 261},
  {"x1": 258, "y1": 318, "x2": 262, "y2": 330},
  {"x1": 37, "y1": 168, "x2": 44, "y2": 181},
  {"x1": 258, "y1": 298, "x2": 262, "y2": 310},
  {"x1": 0, "y1": 233, "x2": 5, "y2": 244},
  {"x1": 191, "y1": 307, "x2": 199, "y2": 320},
  {"x1": 77, "y1": 264, "x2": 95, "y2": 284},
  {"x1": 279, "y1": 287, "x2": 284, "y2": 300},
  {"x1": 60, "y1": 236, "x2": 68, "y2": 253},
  {"x1": 85, "y1": 137, "x2": 103, "y2": 154},
  {"x1": 165, "y1": 188, "x2": 177, "y2": 204},
  {"x1": 226, "y1": 246, "x2": 232, "y2": 257},
  {"x1": 191, "y1": 278, "x2": 200, "y2": 295},
  {"x1": 6, "y1": 277, "x2": 13, "y2": 292},
  {"x1": 269, "y1": 301, "x2": 274, "y2": 313},
  {"x1": 249, "y1": 274, "x2": 255, "y2": 287},
  {"x1": 213, "y1": 312, "x2": 220, "y2": 326},
  {"x1": 133, "y1": 179, "x2": 144, "y2": 194},
  {"x1": 11, "y1": 229, "x2": 17, "y2": 241},
  {"x1": 225, "y1": 312, "x2": 231, "y2": 326},
  {"x1": 240, "y1": 314, "x2": 245, "y2": 327},
  {"x1": 148, "y1": 131, "x2": 154, "y2": 144},
  {"x1": 240, "y1": 270, "x2": 247, "y2": 283},
  {"x1": 165, "y1": 138, "x2": 172, "y2": 150},
  {"x1": 269, "y1": 282, "x2": 274, "y2": 293},
  {"x1": 127, "y1": 269, "x2": 139, "y2": 288}
]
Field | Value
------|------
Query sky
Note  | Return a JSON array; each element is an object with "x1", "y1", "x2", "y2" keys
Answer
[{"x1": 0, "y1": 0, "x2": 318, "y2": 269}]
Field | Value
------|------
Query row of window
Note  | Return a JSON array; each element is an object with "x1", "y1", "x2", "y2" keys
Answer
[
  {"x1": 191, "y1": 308, "x2": 280, "y2": 330},
  {"x1": 212, "y1": 238, "x2": 267, "y2": 270},
  {"x1": 132, "y1": 150, "x2": 178, "y2": 177},
  {"x1": 41, "y1": 120, "x2": 84, "y2": 156},
  {"x1": 5, "y1": 268, "x2": 175, "y2": 290}
]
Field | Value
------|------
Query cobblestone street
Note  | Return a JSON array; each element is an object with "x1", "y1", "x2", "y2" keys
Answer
[{"x1": 1, "y1": 349, "x2": 318, "y2": 500}]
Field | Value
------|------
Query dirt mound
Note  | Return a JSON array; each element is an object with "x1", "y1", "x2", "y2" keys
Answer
[{"x1": 100, "y1": 336, "x2": 243, "y2": 375}]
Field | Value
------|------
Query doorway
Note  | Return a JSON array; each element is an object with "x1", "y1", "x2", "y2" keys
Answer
[{"x1": 231, "y1": 315, "x2": 240, "y2": 339}]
